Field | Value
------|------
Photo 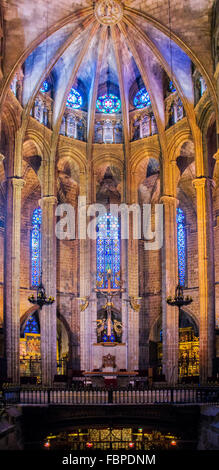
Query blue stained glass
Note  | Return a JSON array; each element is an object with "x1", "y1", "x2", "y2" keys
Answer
[
  {"x1": 134, "y1": 87, "x2": 151, "y2": 109},
  {"x1": 177, "y1": 208, "x2": 186, "y2": 286},
  {"x1": 66, "y1": 87, "x2": 82, "y2": 109},
  {"x1": 96, "y1": 213, "x2": 120, "y2": 289},
  {"x1": 169, "y1": 80, "x2": 176, "y2": 93},
  {"x1": 40, "y1": 80, "x2": 50, "y2": 93},
  {"x1": 109, "y1": 334, "x2": 115, "y2": 342},
  {"x1": 96, "y1": 94, "x2": 121, "y2": 114},
  {"x1": 31, "y1": 207, "x2": 42, "y2": 287},
  {"x1": 24, "y1": 313, "x2": 40, "y2": 335}
]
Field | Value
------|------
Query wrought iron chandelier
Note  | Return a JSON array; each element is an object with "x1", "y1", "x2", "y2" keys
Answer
[
  {"x1": 28, "y1": 282, "x2": 55, "y2": 310},
  {"x1": 166, "y1": 284, "x2": 193, "y2": 309}
]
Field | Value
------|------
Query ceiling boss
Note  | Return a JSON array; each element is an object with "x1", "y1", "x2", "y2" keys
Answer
[{"x1": 94, "y1": 0, "x2": 124, "y2": 25}]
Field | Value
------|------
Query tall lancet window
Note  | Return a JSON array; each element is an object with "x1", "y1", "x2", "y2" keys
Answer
[
  {"x1": 176, "y1": 207, "x2": 186, "y2": 287},
  {"x1": 96, "y1": 213, "x2": 120, "y2": 289},
  {"x1": 31, "y1": 207, "x2": 42, "y2": 287}
]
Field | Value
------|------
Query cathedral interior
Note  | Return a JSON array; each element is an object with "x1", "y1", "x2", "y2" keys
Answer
[{"x1": 0, "y1": 0, "x2": 219, "y2": 390}]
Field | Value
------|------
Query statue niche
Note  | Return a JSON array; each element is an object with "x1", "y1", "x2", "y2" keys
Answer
[
  {"x1": 96, "y1": 166, "x2": 121, "y2": 204},
  {"x1": 96, "y1": 307, "x2": 122, "y2": 344}
]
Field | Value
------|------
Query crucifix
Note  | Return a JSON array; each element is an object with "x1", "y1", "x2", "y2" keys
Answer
[{"x1": 95, "y1": 268, "x2": 124, "y2": 338}]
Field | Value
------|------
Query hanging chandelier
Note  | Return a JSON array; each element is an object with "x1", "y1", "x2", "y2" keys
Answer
[
  {"x1": 166, "y1": 284, "x2": 192, "y2": 309},
  {"x1": 28, "y1": 283, "x2": 55, "y2": 310}
]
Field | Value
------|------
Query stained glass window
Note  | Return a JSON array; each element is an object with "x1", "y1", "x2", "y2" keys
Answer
[
  {"x1": 96, "y1": 94, "x2": 121, "y2": 114},
  {"x1": 168, "y1": 80, "x2": 176, "y2": 93},
  {"x1": 40, "y1": 80, "x2": 51, "y2": 93},
  {"x1": 31, "y1": 207, "x2": 42, "y2": 287},
  {"x1": 177, "y1": 208, "x2": 186, "y2": 286},
  {"x1": 133, "y1": 87, "x2": 151, "y2": 109},
  {"x1": 66, "y1": 87, "x2": 82, "y2": 109},
  {"x1": 199, "y1": 77, "x2": 207, "y2": 96},
  {"x1": 24, "y1": 313, "x2": 40, "y2": 335},
  {"x1": 96, "y1": 213, "x2": 120, "y2": 289}
]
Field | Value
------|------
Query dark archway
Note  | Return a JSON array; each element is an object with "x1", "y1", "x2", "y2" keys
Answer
[
  {"x1": 149, "y1": 311, "x2": 199, "y2": 382},
  {"x1": 19, "y1": 308, "x2": 71, "y2": 382}
]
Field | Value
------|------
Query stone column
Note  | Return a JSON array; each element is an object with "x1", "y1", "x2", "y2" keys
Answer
[
  {"x1": 160, "y1": 195, "x2": 179, "y2": 384},
  {"x1": 4, "y1": 177, "x2": 25, "y2": 384},
  {"x1": 127, "y1": 172, "x2": 139, "y2": 371},
  {"x1": 79, "y1": 171, "x2": 91, "y2": 371},
  {"x1": 193, "y1": 177, "x2": 215, "y2": 383},
  {"x1": 214, "y1": 65, "x2": 219, "y2": 150},
  {"x1": 39, "y1": 195, "x2": 57, "y2": 386}
]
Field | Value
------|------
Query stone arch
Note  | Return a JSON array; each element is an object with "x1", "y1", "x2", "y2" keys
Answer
[
  {"x1": 149, "y1": 309, "x2": 199, "y2": 364},
  {"x1": 167, "y1": 128, "x2": 193, "y2": 163},
  {"x1": 149, "y1": 314, "x2": 162, "y2": 343},
  {"x1": 93, "y1": 153, "x2": 124, "y2": 172},
  {"x1": 20, "y1": 305, "x2": 40, "y2": 336},
  {"x1": 20, "y1": 307, "x2": 72, "y2": 373},
  {"x1": 23, "y1": 138, "x2": 42, "y2": 178},
  {"x1": 130, "y1": 142, "x2": 160, "y2": 173},
  {"x1": 57, "y1": 147, "x2": 87, "y2": 174},
  {"x1": 179, "y1": 308, "x2": 199, "y2": 336},
  {"x1": 95, "y1": 162, "x2": 122, "y2": 204},
  {"x1": 24, "y1": 128, "x2": 51, "y2": 162},
  {"x1": 56, "y1": 311, "x2": 72, "y2": 365},
  {"x1": 175, "y1": 140, "x2": 195, "y2": 185},
  {"x1": 57, "y1": 156, "x2": 80, "y2": 204},
  {"x1": 137, "y1": 157, "x2": 160, "y2": 205}
]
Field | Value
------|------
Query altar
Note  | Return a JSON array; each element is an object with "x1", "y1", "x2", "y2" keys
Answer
[
  {"x1": 83, "y1": 352, "x2": 138, "y2": 387},
  {"x1": 79, "y1": 262, "x2": 141, "y2": 376}
]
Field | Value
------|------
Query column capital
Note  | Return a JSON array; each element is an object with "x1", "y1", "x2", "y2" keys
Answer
[
  {"x1": 39, "y1": 195, "x2": 57, "y2": 207},
  {"x1": 193, "y1": 176, "x2": 215, "y2": 189},
  {"x1": 7, "y1": 176, "x2": 25, "y2": 189},
  {"x1": 193, "y1": 177, "x2": 206, "y2": 189},
  {"x1": 159, "y1": 195, "x2": 178, "y2": 206}
]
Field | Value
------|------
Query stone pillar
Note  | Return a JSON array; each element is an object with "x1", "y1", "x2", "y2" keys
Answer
[
  {"x1": 193, "y1": 177, "x2": 215, "y2": 383},
  {"x1": 39, "y1": 195, "x2": 57, "y2": 386},
  {"x1": 160, "y1": 195, "x2": 179, "y2": 385},
  {"x1": 214, "y1": 65, "x2": 219, "y2": 149},
  {"x1": 127, "y1": 173, "x2": 139, "y2": 371},
  {"x1": 79, "y1": 171, "x2": 91, "y2": 371},
  {"x1": 4, "y1": 177, "x2": 25, "y2": 384}
]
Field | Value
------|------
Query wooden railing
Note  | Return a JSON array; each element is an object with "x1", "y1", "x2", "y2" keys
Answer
[{"x1": 2, "y1": 387, "x2": 219, "y2": 406}]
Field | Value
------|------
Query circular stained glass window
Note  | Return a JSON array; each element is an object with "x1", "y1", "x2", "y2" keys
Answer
[
  {"x1": 96, "y1": 94, "x2": 121, "y2": 114},
  {"x1": 133, "y1": 87, "x2": 151, "y2": 109},
  {"x1": 40, "y1": 80, "x2": 51, "y2": 93},
  {"x1": 66, "y1": 87, "x2": 83, "y2": 109}
]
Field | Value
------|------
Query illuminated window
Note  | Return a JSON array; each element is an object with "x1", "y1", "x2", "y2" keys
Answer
[
  {"x1": 31, "y1": 207, "x2": 42, "y2": 287},
  {"x1": 66, "y1": 87, "x2": 82, "y2": 109},
  {"x1": 177, "y1": 98, "x2": 184, "y2": 120},
  {"x1": 40, "y1": 80, "x2": 51, "y2": 93},
  {"x1": 199, "y1": 77, "x2": 207, "y2": 96},
  {"x1": 134, "y1": 87, "x2": 151, "y2": 109},
  {"x1": 177, "y1": 208, "x2": 186, "y2": 286},
  {"x1": 168, "y1": 80, "x2": 176, "y2": 93},
  {"x1": 96, "y1": 94, "x2": 121, "y2": 114},
  {"x1": 24, "y1": 313, "x2": 40, "y2": 335},
  {"x1": 96, "y1": 213, "x2": 120, "y2": 289}
]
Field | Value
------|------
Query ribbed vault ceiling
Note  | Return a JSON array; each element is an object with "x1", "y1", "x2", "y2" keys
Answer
[{"x1": 6, "y1": 1, "x2": 213, "y2": 143}]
